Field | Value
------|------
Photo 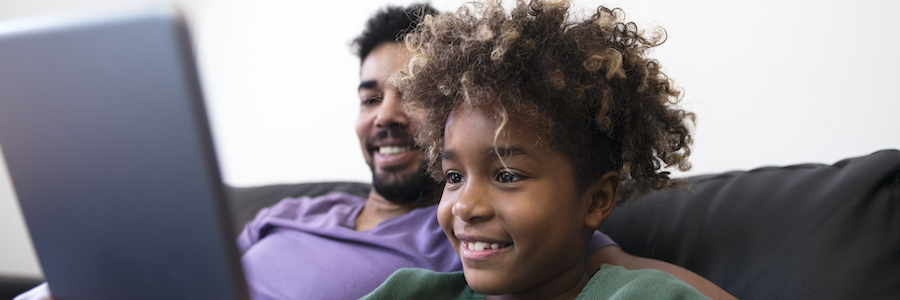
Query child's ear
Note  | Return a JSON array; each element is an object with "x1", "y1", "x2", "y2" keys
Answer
[{"x1": 583, "y1": 171, "x2": 620, "y2": 230}]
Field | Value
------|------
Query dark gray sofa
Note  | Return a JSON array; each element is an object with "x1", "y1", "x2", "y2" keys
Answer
[
  {"x1": 225, "y1": 149, "x2": 900, "y2": 299},
  {"x1": 599, "y1": 149, "x2": 900, "y2": 299}
]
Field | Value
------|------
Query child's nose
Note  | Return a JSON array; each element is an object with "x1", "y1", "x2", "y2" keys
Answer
[{"x1": 452, "y1": 183, "x2": 494, "y2": 222}]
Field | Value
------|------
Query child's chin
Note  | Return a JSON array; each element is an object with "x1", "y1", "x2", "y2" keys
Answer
[{"x1": 464, "y1": 270, "x2": 516, "y2": 296}]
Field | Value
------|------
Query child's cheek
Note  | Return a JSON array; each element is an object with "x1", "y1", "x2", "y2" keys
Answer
[{"x1": 436, "y1": 192, "x2": 456, "y2": 240}]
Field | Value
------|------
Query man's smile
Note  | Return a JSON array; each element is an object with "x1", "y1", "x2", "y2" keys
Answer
[
  {"x1": 373, "y1": 145, "x2": 418, "y2": 169},
  {"x1": 378, "y1": 145, "x2": 414, "y2": 155},
  {"x1": 367, "y1": 130, "x2": 421, "y2": 169}
]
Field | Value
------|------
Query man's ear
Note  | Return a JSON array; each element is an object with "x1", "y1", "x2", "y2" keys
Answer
[{"x1": 583, "y1": 171, "x2": 620, "y2": 230}]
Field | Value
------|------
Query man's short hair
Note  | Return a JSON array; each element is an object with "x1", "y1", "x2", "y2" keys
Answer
[{"x1": 351, "y1": 3, "x2": 438, "y2": 63}]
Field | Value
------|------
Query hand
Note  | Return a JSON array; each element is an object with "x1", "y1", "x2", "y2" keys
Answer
[{"x1": 13, "y1": 282, "x2": 52, "y2": 300}]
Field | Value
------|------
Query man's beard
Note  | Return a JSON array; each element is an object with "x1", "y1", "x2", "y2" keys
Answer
[
  {"x1": 365, "y1": 129, "x2": 439, "y2": 205},
  {"x1": 370, "y1": 161, "x2": 438, "y2": 205}
]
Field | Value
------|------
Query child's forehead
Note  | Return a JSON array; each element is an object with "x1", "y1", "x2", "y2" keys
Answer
[
  {"x1": 448, "y1": 104, "x2": 500, "y2": 120},
  {"x1": 446, "y1": 105, "x2": 553, "y2": 150}
]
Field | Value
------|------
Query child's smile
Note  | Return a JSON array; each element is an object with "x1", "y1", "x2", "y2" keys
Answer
[
  {"x1": 437, "y1": 105, "x2": 603, "y2": 298},
  {"x1": 456, "y1": 235, "x2": 513, "y2": 260}
]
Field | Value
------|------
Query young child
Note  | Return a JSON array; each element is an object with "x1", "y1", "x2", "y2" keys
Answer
[{"x1": 362, "y1": 0, "x2": 707, "y2": 299}]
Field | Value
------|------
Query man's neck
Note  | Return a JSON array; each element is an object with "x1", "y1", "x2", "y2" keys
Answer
[{"x1": 354, "y1": 188, "x2": 439, "y2": 232}]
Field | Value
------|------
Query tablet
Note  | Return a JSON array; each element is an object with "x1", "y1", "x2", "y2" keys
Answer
[{"x1": 0, "y1": 5, "x2": 248, "y2": 299}]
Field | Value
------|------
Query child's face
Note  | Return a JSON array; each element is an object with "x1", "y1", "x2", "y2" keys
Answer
[{"x1": 437, "y1": 105, "x2": 598, "y2": 296}]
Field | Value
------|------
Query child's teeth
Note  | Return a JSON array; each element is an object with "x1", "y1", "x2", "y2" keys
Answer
[{"x1": 467, "y1": 242, "x2": 502, "y2": 251}]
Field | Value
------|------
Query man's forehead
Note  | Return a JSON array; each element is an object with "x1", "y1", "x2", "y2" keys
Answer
[{"x1": 359, "y1": 43, "x2": 411, "y2": 86}]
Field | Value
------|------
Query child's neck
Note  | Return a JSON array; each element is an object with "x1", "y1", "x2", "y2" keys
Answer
[{"x1": 485, "y1": 268, "x2": 590, "y2": 300}]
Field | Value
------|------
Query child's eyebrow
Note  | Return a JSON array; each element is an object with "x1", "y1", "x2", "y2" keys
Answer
[
  {"x1": 441, "y1": 149, "x2": 457, "y2": 162},
  {"x1": 440, "y1": 146, "x2": 535, "y2": 164},
  {"x1": 491, "y1": 145, "x2": 529, "y2": 159}
]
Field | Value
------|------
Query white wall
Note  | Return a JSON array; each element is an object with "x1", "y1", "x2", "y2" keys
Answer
[
  {"x1": 199, "y1": 0, "x2": 900, "y2": 186},
  {"x1": 2, "y1": 0, "x2": 898, "y2": 279}
]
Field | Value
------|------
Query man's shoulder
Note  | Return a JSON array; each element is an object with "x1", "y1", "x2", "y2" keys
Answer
[
  {"x1": 270, "y1": 192, "x2": 367, "y2": 211},
  {"x1": 254, "y1": 192, "x2": 365, "y2": 223},
  {"x1": 239, "y1": 192, "x2": 366, "y2": 239}
]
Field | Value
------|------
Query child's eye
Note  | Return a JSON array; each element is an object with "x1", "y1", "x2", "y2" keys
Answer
[
  {"x1": 495, "y1": 170, "x2": 525, "y2": 183},
  {"x1": 445, "y1": 171, "x2": 465, "y2": 184}
]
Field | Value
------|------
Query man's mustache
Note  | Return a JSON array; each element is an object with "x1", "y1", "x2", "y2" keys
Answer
[{"x1": 366, "y1": 129, "x2": 415, "y2": 150}]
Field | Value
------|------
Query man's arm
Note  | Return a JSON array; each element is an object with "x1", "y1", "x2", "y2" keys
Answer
[{"x1": 586, "y1": 245, "x2": 737, "y2": 300}]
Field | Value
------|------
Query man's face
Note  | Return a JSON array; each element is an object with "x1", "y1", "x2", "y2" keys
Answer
[{"x1": 356, "y1": 42, "x2": 435, "y2": 204}]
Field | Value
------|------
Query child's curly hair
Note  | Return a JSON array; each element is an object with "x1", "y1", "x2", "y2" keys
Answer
[{"x1": 399, "y1": 0, "x2": 694, "y2": 203}]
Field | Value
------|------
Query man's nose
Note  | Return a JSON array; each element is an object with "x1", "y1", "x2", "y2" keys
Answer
[{"x1": 374, "y1": 89, "x2": 408, "y2": 130}]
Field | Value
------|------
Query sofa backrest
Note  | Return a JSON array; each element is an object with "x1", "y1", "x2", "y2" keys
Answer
[
  {"x1": 226, "y1": 150, "x2": 900, "y2": 299},
  {"x1": 599, "y1": 149, "x2": 900, "y2": 299}
]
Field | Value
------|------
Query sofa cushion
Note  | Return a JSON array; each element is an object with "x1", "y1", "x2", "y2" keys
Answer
[{"x1": 598, "y1": 149, "x2": 900, "y2": 299}]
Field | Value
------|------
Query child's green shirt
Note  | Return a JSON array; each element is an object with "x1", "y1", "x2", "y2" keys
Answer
[{"x1": 360, "y1": 264, "x2": 711, "y2": 299}]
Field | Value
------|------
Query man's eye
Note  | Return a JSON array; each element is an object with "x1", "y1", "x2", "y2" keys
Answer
[
  {"x1": 495, "y1": 170, "x2": 524, "y2": 183},
  {"x1": 361, "y1": 96, "x2": 382, "y2": 106},
  {"x1": 446, "y1": 172, "x2": 465, "y2": 184}
]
